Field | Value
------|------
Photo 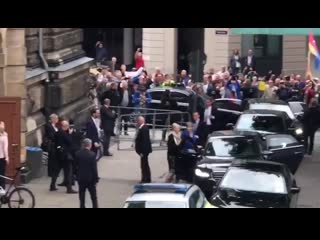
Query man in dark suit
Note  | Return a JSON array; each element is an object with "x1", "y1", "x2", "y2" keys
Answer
[
  {"x1": 243, "y1": 49, "x2": 257, "y2": 74},
  {"x1": 135, "y1": 116, "x2": 152, "y2": 183},
  {"x1": 100, "y1": 98, "x2": 117, "y2": 156},
  {"x1": 50, "y1": 120, "x2": 77, "y2": 194},
  {"x1": 192, "y1": 112, "x2": 206, "y2": 147},
  {"x1": 75, "y1": 138, "x2": 99, "y2": 208},
  {"x1": 86, "y1": 108, "x2": 102, "y2": 158}
]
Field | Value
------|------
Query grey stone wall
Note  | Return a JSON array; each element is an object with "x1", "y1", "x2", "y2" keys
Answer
[
  {"x1": 25, "y1": 28, "x2": 93, "y2": 147},
  {"x1": 26, "y1": 28, "x2": 85, "y2": 68}
]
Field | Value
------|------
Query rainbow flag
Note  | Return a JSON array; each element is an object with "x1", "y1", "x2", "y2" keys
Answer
[{"x1": 309, "y1": 31, "x2": 320, "y2": 72}]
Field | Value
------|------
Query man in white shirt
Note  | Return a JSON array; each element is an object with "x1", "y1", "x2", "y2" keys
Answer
[
  {"x1": 244, "y1": 49, "x2": 256, "y2": 74},
  {"x1": 202, "y1": 74, "x2": 210, "y2": 95},
  {"x1": 203, "y1": 98, "x2": 215, "y2": 143}
]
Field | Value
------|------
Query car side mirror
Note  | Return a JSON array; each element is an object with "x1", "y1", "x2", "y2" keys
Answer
[
  {"x1": 226, "y1": 123, "x2": 234, "y2": 130},
  {"x1": 291, "y1": 187, "x2": 301, "y2": 194}
]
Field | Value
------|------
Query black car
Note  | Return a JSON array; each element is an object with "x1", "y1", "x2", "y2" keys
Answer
[
  {"x1": 194, "y1": 131, "x2": 264, "y2": 198},
  {"x1": 210, "y1": 160, "x2": 300, "y2": 208},
  {"x1": 147, "y1": 87, "x2": 193, "y2": 125},
  {"x1": 194, "y1": 131, "x2": 304, "y2": 198},
  {"x1": 213, "y1": 98, "x2": 243, "y2": 127},
  {"x1": 288, "y1": 101, "x2": 307, "y2": 119},
  {"x1": 243, "y1": 99, "x2": 304, "y2": 142}
]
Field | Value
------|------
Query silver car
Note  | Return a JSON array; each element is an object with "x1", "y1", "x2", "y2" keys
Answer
[{"x1": 123, "y1": 184, "x2": 214, "y2": 208}]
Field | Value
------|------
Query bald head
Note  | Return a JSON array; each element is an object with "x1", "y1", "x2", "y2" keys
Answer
[
  {"x1": 61, "y1": 120, "x2": 69, "y2": 131},
  {"x1": 137, "y1": 116, "x2": 145, "y2": 127}
]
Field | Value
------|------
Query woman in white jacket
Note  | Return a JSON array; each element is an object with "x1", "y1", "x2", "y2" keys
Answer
[{"x1": 0, "y1": 121, "x2": 9, "y2": 195}]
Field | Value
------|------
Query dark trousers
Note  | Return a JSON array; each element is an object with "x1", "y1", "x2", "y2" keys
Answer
[
  {"x1": 120, "y1": 116, "x2": 129, "y2": 133},
  {"x1": 103, "y1": 131, "x2": 111, "y2": 155},
  {"x1": 0, "y1": 159, "x2": 6, "y2": 190},
  {"x1": 167, "y1": 155, "x2": 175, "y2": 172},
  {"x1": 79, "y1": 182, "x2": 98, "y2": 208},
  {"x1": 50, "y1": 156, "x2": 73, "y2": 191},
  {"x1": 304, "y1": 129, "x2": 317, "y2": 155},
  {"x1": 140, "y1": 153, "x2": 151, "y2": 183}
]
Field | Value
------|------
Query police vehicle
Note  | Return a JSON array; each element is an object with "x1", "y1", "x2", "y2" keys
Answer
[{"x1": 123, "y1": 184, "x2": 214, "y2": 208}]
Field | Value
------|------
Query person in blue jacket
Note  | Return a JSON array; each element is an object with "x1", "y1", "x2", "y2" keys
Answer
[
  {"x1": 225, "y1": 76, "x2": 242, "y2": 99},
  {"x1": 133, "y1": 85, "x2": 152, "y2": 115}
]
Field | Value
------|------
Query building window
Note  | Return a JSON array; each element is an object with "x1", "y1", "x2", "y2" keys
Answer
[{"x1": 242, "y1": 34, "x2": 282, "y2": 58}]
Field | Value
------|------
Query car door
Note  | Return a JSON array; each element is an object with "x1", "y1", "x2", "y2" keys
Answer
[
  {"x1": 214, "y1": 100, "x2": 243, "y2": 126},
  {"x1": 282, "y1": 166, "x2": 299, "y2": 208},
  {"x1": 265, "y1": 134, "x2": 304, "y2": 174}
]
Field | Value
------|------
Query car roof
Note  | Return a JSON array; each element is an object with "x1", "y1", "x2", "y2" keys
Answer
[
  {"x1": 147, "y1": 87, "x2": 192, "y2": 95},
  {"x1": 248, "y1": 98, "x2": 288, "y2": 106},
  {"x1": 126, "y1": 193, "x2": 187, "y2": 202},
  {"x1": 231, "y1": 160, "x2": 285, "y2": 172},
  {"x1": 209, "y1": 131, "x2": 258, "y2": 139},
  {"x1": 126, "y1": 183, "x2": 196, "y2": 202},
  {"x1": 242, "y1": 109, "x2": 287, "y2": 117}
]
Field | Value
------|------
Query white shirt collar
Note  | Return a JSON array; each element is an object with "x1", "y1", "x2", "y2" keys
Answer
[{"x1": 139, "y1": 124, "x2": 145, "y2": 129}]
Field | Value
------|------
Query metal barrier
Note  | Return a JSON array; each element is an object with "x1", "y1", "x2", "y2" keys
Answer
[
  {"x1": 113, "y1": 106, "x2": 191, "y2": 151},
  {"x1": 73, "y1": 104, "x2": 191, "y2": 151}
]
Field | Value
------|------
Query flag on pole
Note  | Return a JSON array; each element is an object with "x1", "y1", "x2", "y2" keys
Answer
[{"x1": 308, "y1": 31, "x2": 320, "y2": 76}]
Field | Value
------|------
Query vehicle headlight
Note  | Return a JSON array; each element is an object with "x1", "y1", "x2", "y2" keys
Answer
[
  {"x1": 295, "y1": 128, "x2": 303, "y2": 135},
  {"x1": 195, "y1": 168, "x2": 210, "y2": 178}
]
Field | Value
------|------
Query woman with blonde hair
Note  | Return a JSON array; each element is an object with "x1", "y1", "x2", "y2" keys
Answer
[
  {"x1": 166, "y1": 123, "x2": 182, "y2": 182},
  {"x1": 0, "y1": 121, "x2": 9, "y2": 194}
]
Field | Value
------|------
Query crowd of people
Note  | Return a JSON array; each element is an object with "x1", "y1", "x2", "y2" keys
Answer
[{"x1": 37, "y1": 45, "x2": 320, "y2": 206}]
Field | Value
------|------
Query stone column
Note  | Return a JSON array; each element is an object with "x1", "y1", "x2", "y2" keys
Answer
[
  {"x1": 143, "y1": 28, "x2": 177, "y2": 74},
  {"x1": 123, "y1": 28, "x2": 134, "y2": 65},
  {"x1": 282, "y1": 36, "x2": 307, "y2": 76},
  {"x1": 204, "y1": 28, "x2": 231, "y2": 72},
  {"x1": 3, "y1": 28, "x2": 27, "y2": 154}
]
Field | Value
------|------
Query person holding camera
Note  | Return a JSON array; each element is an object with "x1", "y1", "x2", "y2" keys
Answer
[
  {"x1": 101, "y1": 98, "x2": 117, "y2": 157},
  {"x1": 50, "y1": 120, "x2": 77, "y2": 194}
]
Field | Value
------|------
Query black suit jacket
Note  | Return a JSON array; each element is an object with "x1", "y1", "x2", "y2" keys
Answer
[
  {"x1": 86, "y1": 118, "x2": 100, "y2": 152},
  {"x1": 243, "y1": 55, "x2": 257, "y2": 70},
  {"x1": 75, "y1": 149, "x2": 99, "y2": 184},
  {"x1": 54, "y1": 129, "x2": 73, "y2": 161},
  {"x1": 135, "y1": 125, "x2": 152, "y2": 155},
  {"x1": 100, "y1": 105, "x2": 117, "y2": 133},
  {"x1": 44, "y1": 123, "x2": 56, "y2": 142}
]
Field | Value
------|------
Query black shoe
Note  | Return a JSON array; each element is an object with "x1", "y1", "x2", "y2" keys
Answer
[
  {"x1": 67, "y1": 189, "x2": 78, "y2": 194},
  {"x1": 124, "y1": 132, "x2": 129, "y2": 136},
  {"x1": 105, "y1": 153, "x2": 113, "y2": 157},
  {"x1": 50, "y1": 186, "x2": 58, "y2": 191},
  {"x1": 58, "y1": 182, "x2": 66, "y2": 187}
]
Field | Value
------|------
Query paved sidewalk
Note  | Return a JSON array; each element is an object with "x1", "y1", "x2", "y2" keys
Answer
[{"x1": 27, "y1": 140, "x2": 168, "y2": 208}]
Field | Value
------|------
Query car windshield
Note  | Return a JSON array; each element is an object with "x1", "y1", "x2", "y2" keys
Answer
[
  {"x1": 220, "y1": 168, "x2": 287, "y2": 194},
  {"x1": 124, "y1": 201, "x2": 187, "y2": 208},
  {"x1": 205, "y1": 138, "x2": 260, "y2": 158},
  {"x1": 289, "y1": 102, "x2": 306, "y2": 115},
  {"x1": 249, "y1": 104, "x2": 295, "y2": 119},
  {"x1": 236, "y1": 114, "x2": 285, "y2": 133}
]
